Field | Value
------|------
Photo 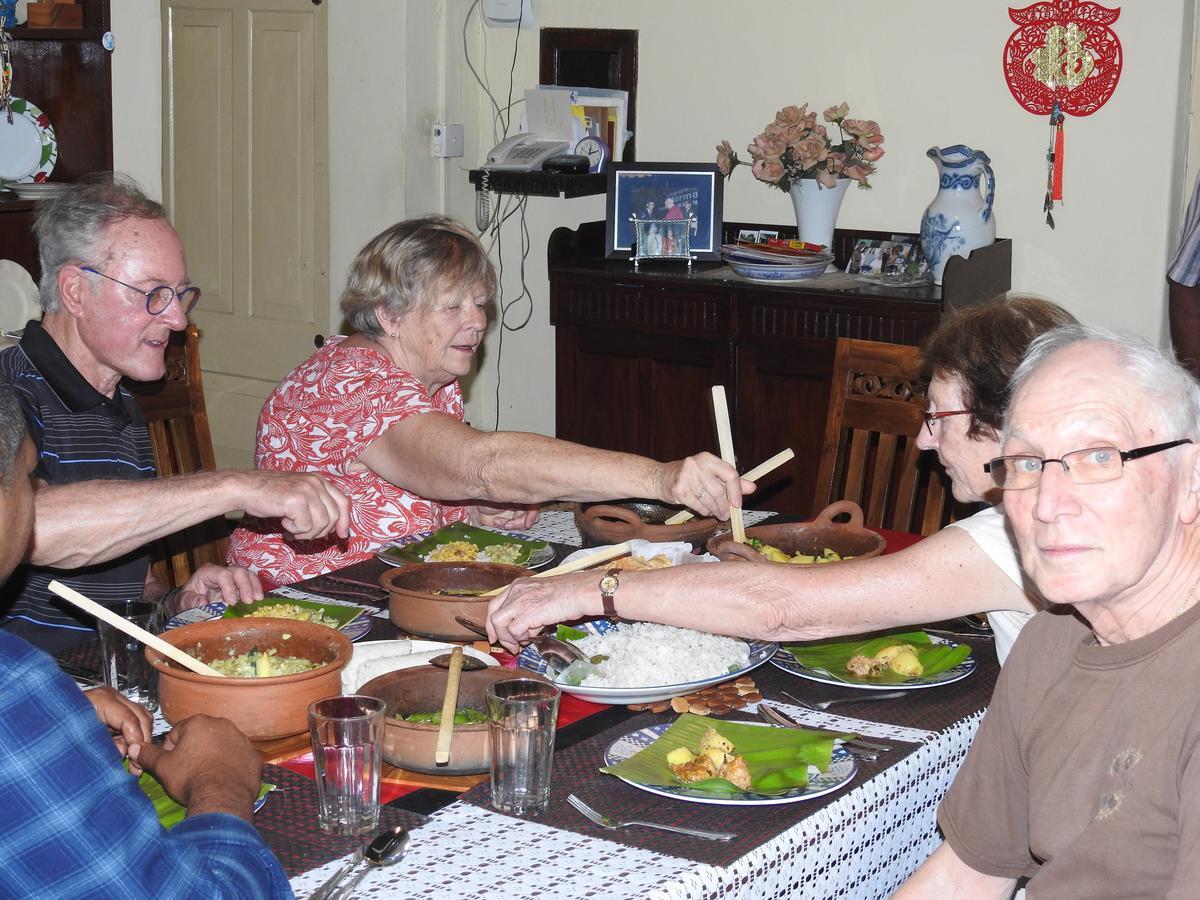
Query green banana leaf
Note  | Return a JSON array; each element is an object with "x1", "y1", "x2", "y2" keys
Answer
[
  {"x1": 221, "y1": 594, "x2": 369, "y2": 630},
  {"x1": 380, "y1": 522, "x2": 548, "y2": 566},
  {"x1": 601, "y1": 713, "x2": 848, "y2": 796},
  {"x1": 783, "y1": 630, "x2": 971, "y2": 685},
  {"x1": 133, "y1": 763, "x2": 273, "y2": 828}
]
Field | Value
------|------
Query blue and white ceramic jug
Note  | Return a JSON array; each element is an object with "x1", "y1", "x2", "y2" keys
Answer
[{"x1": 919, "y1": 145, "x2": 995, "y2": 285}]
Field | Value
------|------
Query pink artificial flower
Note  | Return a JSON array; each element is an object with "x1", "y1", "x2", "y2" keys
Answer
[
  {"x1": 776, "y1": 104, "x2": 808, "y2": 127},
  {"x1": 716, "y1": 140, "x2": 737, "y2": 175},
  {"x1": 816, "y1": 169, "x2": 839, "y2": 188},
  {"x1": 862, "y1": 146, "x2": 885, "y2": 162},
  {"x1": 793, "y1": 135, "x2": 829, "y2": 170},
  {"x1": 823, "y1": 102, "x2": 849, "y2": 123},
  {"x1": 748, "y1": 133, "x2": 786, "y2": 161},
  {"x1": 751, "y1": 156, "x2": 786, "y2": 184},
  {"x1": 843, "y1": 163, "x2": 872, "y2": 184}
]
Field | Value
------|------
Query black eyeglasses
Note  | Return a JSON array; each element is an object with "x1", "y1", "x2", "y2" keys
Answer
[
  {"x1": 984, "y1": 439, "x2": 1193, "y2": 490},
  {"x1": 922, "y1": 409, "x2": 972, "y2": 436},
  {"x1": 80, "y1": 266, "x2": 201, "y2": 316}
]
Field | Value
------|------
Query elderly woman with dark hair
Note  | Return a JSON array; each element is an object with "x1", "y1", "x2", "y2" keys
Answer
[
  {"x1": 229, "y1": 216, "x2": 752, "y2": 585},
  {"x1": 489, "y1": 295, "x2": 1078, "y2": 665}
]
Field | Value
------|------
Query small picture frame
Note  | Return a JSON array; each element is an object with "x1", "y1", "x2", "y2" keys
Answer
[
  {"x1": 605, "y1": 162, "x2": 723, "y2": 261},
  {"x1": 846, "y1": 238, "x2": 921, "y2": 276}
]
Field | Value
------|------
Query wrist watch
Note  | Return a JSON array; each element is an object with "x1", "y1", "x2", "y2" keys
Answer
[{"x1": 598, "y1": 567, "x2": 621, "y2": 617}]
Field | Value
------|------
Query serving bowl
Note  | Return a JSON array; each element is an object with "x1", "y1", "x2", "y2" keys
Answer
[
  {"x1": 146, "y1": 617, "x2": 352, "y2": 741},
  {"x1": 574, "y1": 500, "x2": 718, "y2": 549},
  {"x1": 362, "y1": 666, "x2": 551, "y2": 775},
  {"x1": 381, "y1": 562, "x2": 532, "y2": 641},
  {"x1": 706, "y1": 501, "x2": 885, "y2": 565}
]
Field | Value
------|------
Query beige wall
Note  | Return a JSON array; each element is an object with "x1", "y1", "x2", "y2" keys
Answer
[{"x1": 106, "y1": 1, "x2": 1200, "y2": 446}]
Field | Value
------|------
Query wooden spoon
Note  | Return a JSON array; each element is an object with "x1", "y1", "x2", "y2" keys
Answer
[
  {"x1": 48, "y1": 580, "x2": 225, "y2": 678},
  {"x1": 711, "y1": 385, "x2": 746, "y2": 544},
  {"x1": 433, "y1": 646, "x2": 464, "y2": 765}
]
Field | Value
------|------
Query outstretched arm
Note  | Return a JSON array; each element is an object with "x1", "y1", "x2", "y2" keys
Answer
[
  {"x1": 356, "y1": 412, "x2": 754, "y2": 521},
  {"x1": 30, "y1": 469, "x2": 350, "y2": 568},
  {"x1": 488, "y1": 525, "x2": 1035, "y2": 651}
]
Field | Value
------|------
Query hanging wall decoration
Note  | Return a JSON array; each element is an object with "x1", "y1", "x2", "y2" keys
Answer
[{"x1": 1002, "y1": 0, "x2": 1122, "y2": 228}]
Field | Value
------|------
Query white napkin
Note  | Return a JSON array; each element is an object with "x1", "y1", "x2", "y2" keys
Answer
[
  {"x1": 0, "y1": 260, "x2": 39, "y2": 333},
  {"x1": 560, "y1": 539, "x2": 718, "y2": 567},
  {"x1": 340, "y1": 639, "x2": 498, "y2": 693}
]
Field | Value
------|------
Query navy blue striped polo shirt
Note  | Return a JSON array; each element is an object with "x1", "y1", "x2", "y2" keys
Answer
[{"x1": 0, "y1": 320, "x2": 156, "y2": 654}]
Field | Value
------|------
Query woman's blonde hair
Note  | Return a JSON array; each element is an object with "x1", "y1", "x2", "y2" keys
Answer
[{"x1": 340, "y1": 215, "x2": 496, "y2": 335}]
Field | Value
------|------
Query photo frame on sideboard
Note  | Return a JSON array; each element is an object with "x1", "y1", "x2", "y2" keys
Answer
[{"x1": 605, "y1": 162, "x2": 723, "y2": 261}]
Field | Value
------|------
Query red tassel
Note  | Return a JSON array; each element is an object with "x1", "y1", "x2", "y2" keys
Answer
[{"x1": 1052, "y1": 123, "x2": 1064, "y2": 201}]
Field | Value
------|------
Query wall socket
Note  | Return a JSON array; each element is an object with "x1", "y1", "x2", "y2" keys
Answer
[{"x1": 432, "y1": 123, "x2": 464, "y2": 158}]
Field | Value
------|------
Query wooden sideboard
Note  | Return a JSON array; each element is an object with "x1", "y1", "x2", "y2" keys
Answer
[{"x1": 548, "y1": 221, "x2": 1011, "y2": 515}]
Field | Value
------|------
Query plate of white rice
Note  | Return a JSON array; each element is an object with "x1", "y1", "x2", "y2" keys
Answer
[{"x1": 517, "y1": 620, "x2": 777, "y2": 705}]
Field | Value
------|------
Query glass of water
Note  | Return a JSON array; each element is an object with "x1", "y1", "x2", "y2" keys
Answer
[
  {"x1": 486, "y1": 678, "x2": 560, "y2": 816},
  {"x1": 98, "y1": 600, "x2": 162, "y2": 713},
  {"x1": 308, "y1": 695, "x2": 385, "y2": 835}
]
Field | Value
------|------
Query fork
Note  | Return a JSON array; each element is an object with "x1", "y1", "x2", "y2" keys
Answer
[
  {"x1": 566, "y1": 794, "x2": 736, "y2": 841},
  {"x1": 781, "y1": 689, "x2": 907, "y2": 711}
]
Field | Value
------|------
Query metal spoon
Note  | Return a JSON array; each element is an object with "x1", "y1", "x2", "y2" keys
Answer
[{"x1": 327, "y1": 826, "x2": 411, "y2": 900}]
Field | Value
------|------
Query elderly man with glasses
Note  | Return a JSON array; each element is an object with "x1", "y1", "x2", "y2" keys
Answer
[
  {"x1": 0, "y1": 175, "x2": 350, "y2": 653},
  {"x1": 897, "y1": 324, "x2": 1200, "y2": 898}
]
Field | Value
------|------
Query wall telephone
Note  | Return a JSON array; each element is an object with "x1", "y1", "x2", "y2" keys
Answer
[{"x1": 477, "y1": 135, "x2": 571, "y2": 229}]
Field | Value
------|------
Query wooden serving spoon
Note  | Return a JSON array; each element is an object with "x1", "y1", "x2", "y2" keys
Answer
[{"x1": 433, "y1": 646, "x2": 464, "y2": 765}]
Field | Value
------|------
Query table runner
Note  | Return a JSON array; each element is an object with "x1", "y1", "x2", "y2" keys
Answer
[{"x1": 453, "y1": 639, "x2": 997, "y2": 867}]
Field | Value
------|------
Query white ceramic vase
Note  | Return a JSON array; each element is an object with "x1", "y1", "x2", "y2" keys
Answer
[
  {"x1": 788, "y1": 178, "x2": 850, "y2": 249},
  {"x1": 919, "y1": 145, "x2": 996, "y2": 285}
]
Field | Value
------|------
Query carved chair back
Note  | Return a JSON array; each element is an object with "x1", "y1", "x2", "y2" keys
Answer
[
  {"x1": 123, "y1": 324, "x2": 229, "y2": 589},
  {"x1": 812, "y1": 337, "x2": 961, "y2": 536}
]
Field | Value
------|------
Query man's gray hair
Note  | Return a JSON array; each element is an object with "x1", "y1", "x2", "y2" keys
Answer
[
  {"x1": 0, "y1": 380, "x2": 28, "y2": 490},
  {"x1": 1004, "y1": 324, "x2": 1200, "y2": 441},
  {"x1": 34, "y1": 173, "x2": 167, "y2": 314}
]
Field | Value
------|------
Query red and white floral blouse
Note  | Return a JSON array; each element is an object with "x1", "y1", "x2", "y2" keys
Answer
[{"x1": 227, "y1": 336, "x2": 468, "y2": 586}]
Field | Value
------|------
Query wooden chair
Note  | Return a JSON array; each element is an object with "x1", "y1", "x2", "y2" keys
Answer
[
  {"x1": 812, "y1": 337, "x2": 964, "y2": 537},
  {"x1": 124, "y1": 323, "x2": 229, "y2": 588}
]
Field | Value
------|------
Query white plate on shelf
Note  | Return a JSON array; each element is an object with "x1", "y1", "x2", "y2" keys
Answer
[
  {"x1": 0, "y1": 260, "x2": 40, "y2": 333},
  {"x1": 602, "y1": 722, "x2": 857, "y2": 806},
  {"x1": 0, "y1": 98, "x2": 57, "y2": 183},
  {"x1": 724, "y1": 258, "x2": 832, "y2": 283},
  {"x1": 517, "y1": 619, "x2": 777, "y2": 705}
]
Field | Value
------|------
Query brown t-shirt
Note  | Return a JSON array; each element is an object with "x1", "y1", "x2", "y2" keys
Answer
[{"x1": 939, "y1": 600, "x2": 1200, "y2": 898}]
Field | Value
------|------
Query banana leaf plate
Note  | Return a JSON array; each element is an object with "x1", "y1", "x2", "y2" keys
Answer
[
  {"x1": 377, "y1": 522, "x2": 553, "y2": 569},
  {"x1": 771, "y1": 630, "x2": 975, "y2": 690},
  {"x1": 601, "y1": 715, "x2": 856, "y2": 806},
  {"x1": 164, "y1": 593, "x2": 374, "y2": 642}
]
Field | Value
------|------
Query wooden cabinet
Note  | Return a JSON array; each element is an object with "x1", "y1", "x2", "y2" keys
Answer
[
  {"x1": 0, "y1": 0, "x2": 112, "y2": 282},
  {"x1": 549, "y1": 221, "x2": 1011, "y2": 515}
]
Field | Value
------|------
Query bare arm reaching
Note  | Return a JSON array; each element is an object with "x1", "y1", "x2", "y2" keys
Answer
[
  {"x1": 892, "y1": 843, "x2": 1017, "y2": 899},
  {"x1": 355, "y1": 411, "x2": 754, "y2": 521},
  {"x1": 487, "y1": 526, "x2": 1035, "y2": 652},
  {"x1": 29, "y1": 469, "x2": 351, "y2": 568}
]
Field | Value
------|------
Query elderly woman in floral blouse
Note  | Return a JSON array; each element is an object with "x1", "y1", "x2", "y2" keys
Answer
[{"x1": 228, "y1": 215, "x2": 752, "y2": 585}]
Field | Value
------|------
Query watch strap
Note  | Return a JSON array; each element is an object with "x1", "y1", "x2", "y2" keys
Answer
[{"x1": 600, "y1": 567, "x2": 621, "y2": 617}]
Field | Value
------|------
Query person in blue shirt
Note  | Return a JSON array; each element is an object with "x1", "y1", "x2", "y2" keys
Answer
[{"x1": 0, "y1": 379, "x2": 292, "y2": 899}]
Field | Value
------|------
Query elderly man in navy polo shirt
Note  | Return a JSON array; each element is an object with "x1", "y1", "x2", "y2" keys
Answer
[{"x1": 0, "y1": 175, "x2": 350, "y2": 653}]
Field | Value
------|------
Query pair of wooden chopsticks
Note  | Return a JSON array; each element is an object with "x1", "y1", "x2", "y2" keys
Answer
[{"x1": 663, "y1": 446, "x2": 795, "y2": 526}]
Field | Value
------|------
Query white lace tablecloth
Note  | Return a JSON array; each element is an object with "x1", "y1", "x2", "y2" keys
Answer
[{"x1": 290, "y1": 712, "x2": 982, "y2": 899}]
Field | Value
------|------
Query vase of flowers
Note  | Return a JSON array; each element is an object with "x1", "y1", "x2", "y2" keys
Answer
[{"x1": 717, "y1": 103, "x2": 884, "y2": 248}]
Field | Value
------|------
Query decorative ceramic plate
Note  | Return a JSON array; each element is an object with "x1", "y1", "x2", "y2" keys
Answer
[
  {"x1": 517, "y1": 619, "x2": 777, "y2": 705},
  {"x1": 769, "y1": 637, "x2": 976, "y2": 691},
  {"x1": 724, "y1": 258, "x2": 831, "y2": 282},
  {"x1": 0, "y1": 98, "x2": 57, "y2": 183},
  {"x1": 378, "y1": 524, "x2": 554, "y2": 569},
  {"x1": 602, "y1": 722, "x2": 857, "y2": 806},
  {"x1": 165, "y1": 595, "x2": 375, "y2": 642}
]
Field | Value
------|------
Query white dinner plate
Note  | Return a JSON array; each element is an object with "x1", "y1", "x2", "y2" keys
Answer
[
  {"x1": 0, "y1": 98, "x2": 57, "y2": 183},
  {"x1": 602, "y1": 721, "x2": 857, "y2": 806},
  {"x1": 769, "y1": 636, "x2": 976, "y2": 691},
  {"x1": 165, "y1": 598, "x2": 374, "y2": 642},
  {"x1": 517, "y1": 619, "x2": 777, "y2": 705}
]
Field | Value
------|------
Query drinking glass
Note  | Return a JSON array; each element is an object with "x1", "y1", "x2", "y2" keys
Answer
[
  {"x1": 308, "y1": 695, "x2": 385, "y2": 835},
  {"x1": 97, "y1": 600, "x2": 161, "y2": 713},
  {"x1": 486, "y1": 678, "x2": 560, "y2": 815}
]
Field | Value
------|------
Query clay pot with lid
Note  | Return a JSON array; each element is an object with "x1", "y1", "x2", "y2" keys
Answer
[
  {"x1": 706, "y1": 500, "x2": 885, "y2": 564},
  {"x1": 573, "y1": 500, "x2": 718, "y2": 549}
]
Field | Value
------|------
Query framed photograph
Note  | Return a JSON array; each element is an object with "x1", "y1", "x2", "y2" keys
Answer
[{"x1": 605, "y1": 162, "x2": 723, "y2": 261}]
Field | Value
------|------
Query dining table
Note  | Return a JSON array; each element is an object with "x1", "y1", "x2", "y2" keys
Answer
[{"x1": 59, "y1": 509, "x2": 998, "y2": 900}]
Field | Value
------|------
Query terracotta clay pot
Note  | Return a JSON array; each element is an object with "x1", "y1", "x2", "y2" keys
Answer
[
  {"x1": 573, "y1": 500, "x2": 718, "y2": 549},
  {"x1": 381, "y1": 562, "x2": 532, "y2": 641},
  {"x1": 361, "y1": 666, "x2": 551, "y2": 776},
  {"x1": 146, "y1": 618, "x2": 352, "y2": 741},
  {"x1": 706, "y1": 500, "x2": 885, "y2": 565}
]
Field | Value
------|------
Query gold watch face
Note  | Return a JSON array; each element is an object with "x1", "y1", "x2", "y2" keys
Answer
[{"x1": 599, "y1": 573, "x2": 619, "y2": 595}]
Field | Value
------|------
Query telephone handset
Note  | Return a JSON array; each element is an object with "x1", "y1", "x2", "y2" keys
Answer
[{"x1": 484, "y1": 135, "x2": 570, "y2": 171}]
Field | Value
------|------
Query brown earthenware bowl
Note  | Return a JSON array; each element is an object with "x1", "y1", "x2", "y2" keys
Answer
[
  {"x1": 361, "y1": 666, "x2": 552, "y2": 776},
  {"x1": 146, "y1": 618, "x2": 352, "y2": 741},
  {"x1": 573, "y1": 500, "x2": 719, "y2": 549},
  {"x1": 381, "y1": 562, "x2": 533, "y2": 641},
  {"x1": 706, "y1": 500, "x2": 885, "y2": 565}
]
